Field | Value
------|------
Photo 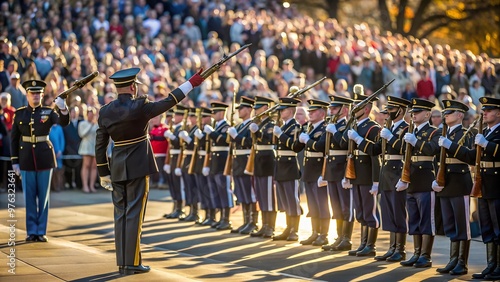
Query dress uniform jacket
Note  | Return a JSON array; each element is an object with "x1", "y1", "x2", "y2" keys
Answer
[
  {"x1": 275, "y1": 118, "x2": 301, "y2": 181},
  {"x1": 96, "y1": 90, "x2": 184, "y2": 181},
  {"x1": 253, "y1": 117, "x2": 276, "y2": 177},
  {"x1": 407, "y1": 122, "x2": 440, "y2": 193},
  {"x1": 193, "y1": 130, "x2": 208, "y2": 174},
  {"x1": 208, "y1": 120, "x2": 229, "y2": 175},
  {"x1": 293, "y1": 121, "x2": 326, "y2": 182},
  {"x1": 11, "y1": 105, "x2": 70, "y2": 170},
  {"x1": 169, "y1": 123, "x2": 183, "y2": 170},
  {"x1": 380, "y1": 120, "x2": 408, "y2": 191},
  {"x1": 449, "y1": 125, "x2": 500, "y2": 199},
  {"x1": 231, "y1": 121, "x2": 252, "y2": 176},
  {"x1": 180, "y1": 125, "x2": 198, "y2": 173},
  {"x1": 316, "y1": 118, "x2": 348, "y2": 182}
]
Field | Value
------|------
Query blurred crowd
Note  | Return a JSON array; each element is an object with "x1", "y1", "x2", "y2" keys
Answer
[{"x1": 0, "y1": 0, "x2": 498, "y2": 192}]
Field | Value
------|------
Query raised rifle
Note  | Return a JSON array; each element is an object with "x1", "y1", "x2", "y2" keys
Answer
[
  {"x1": 200, "y1": 44, "x2": 251, "y2": 79},
  {"x1": 401, "y1": 120, "x2": 415, "y2": 183},
  {"x1": 223, "y1": 92, "x2": 237, "y2": 176},
  {"x1": 56, "y1": 71, "x2": 99, "y2": 100},
  {"x1": 188, "y1": 108, "x2": 202, "y2": 174},
  {"x1": 471, "y1": 113, "x2": 484, "y2": 198},
  {"x1": 176, "y1": 110, "x2": 189, "y2": 170},
  {"x1": 436, "y1": 119, "x2": 448, "y2": 186},
  {"x1": 321, "y1": 105, "x2": 343, "y2": 178}
]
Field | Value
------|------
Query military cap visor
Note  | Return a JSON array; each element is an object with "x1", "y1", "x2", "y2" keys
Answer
[
  {"x1": 110, "y1": 67, "x2": 143, "y2": 87},
  {"x1": 253, "y1": 96, "x2": 274, "y2": 109},
  {"x1": 329, "y1": 95, "x2": 353, "y2": 107},
  {"x1": 22, "y1": 80, "x2": 46, "y2": 92},
  {"x1": 236, "y1": 96, "x2": 254, "y2": 109},
  {"x1": 211, "y1": 102, "x2": 229, "y2": 112},
  {"x1": 409, "y1": 98, "x2": 434, "y2": 112},
  {"x1": 307, "y1": 99, "x2": 329, "y2": 111},
  {"x1": 441, "y1": 99, "x2": 469, "y2": 114},
  {"x1": 188, "y1": 108, "x2": 197, "y2": 116},
  {"x1": 200, "y1": 107, "x2": 213, "y2": 116},
  {"x1": 173, "y1": 105, "x2": 188, "y2": 115},
  {"x1": 277, "y1": 97, "x2": 301, "y2": 110},
  {"x1": 387, "y1": 96, "x2": 411, "y2": 108},
  {"x1": 480, "y1": 97, "x2": 500, "y2": 110}
]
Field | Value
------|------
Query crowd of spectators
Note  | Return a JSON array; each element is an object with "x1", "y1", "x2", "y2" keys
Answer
[{"x1": 0, "y1": 0, "x2": 498, "y2": 192}]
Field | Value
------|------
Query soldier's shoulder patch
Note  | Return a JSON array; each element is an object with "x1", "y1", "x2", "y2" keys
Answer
[
  {"x1": 422, "y1": 131, "x2": 428, "y2": 137},
  {"x1": 313, "y1": 131, "x2": 322, "y2": 138},
  {"x1": 337, "y1": 126, "x2": 346, "y2": 132},
  {"x1": 267, "y1": 127, "x2": 273, "y2": 134},
  {"x1": 16, "y1": 106, "x2": 27, "y2": 111},
  {"x1": 396, "y1": 128, "x2": 404, "y2": 135},
  {"x1": 41, "y1": 109, "x2": 53, "y2": 115}
]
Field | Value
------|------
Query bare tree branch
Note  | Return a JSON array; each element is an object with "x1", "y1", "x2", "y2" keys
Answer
[{"x1": 396, "y1": 0, "x2": 409, "y2": 34}]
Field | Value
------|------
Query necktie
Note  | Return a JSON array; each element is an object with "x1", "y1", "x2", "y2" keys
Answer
[
  {"x1": 484, "y1": 128, "x2": 490, "y2": 136},
  {"x1": 307, "y1": 123, "x2": 313, "y2": 134}
]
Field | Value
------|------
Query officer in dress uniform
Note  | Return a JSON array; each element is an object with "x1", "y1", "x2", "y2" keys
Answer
[
  {"x1": 375, "y1": 96, "x2": 411, "y2": 262},
  {"x1": 177, "y1": 108, "x2": 200, "y2": 222},
  {"x1": 11, "y1": 80, "x2": 70, "y2": 242},
  {"x1": 272, "y1": 97, "x2": 302, "y2": 241},
  {"x1": 446, "y1": 97, "x2": 500, "y2": 280},
  {"x1": 227, "y1": 96, "x2": 257, "y2": 234},
  {"x1": 203, "y1": 102, "x2": 233, "y2": 230},
  {"x1": 398, "y1": 98, "x2": 440, "y2": 268},
  {"x1": 294, "y1": 99, "x2": 330, "y2": 246},
  {"x1": 192, "y1": 107, "x2": 213, "y2": 225},
  {"x1": 320, "y1": 95, "x2": 355, "y2": 252},
  {"x1": 164, "y1": 105, "x2": 188, "y2": 219},
  {"x1": 341, "y1": 86, "x2": 382, "y2": 257},
  {"x1": 248, "y1": 96, "x2": 277, "y2": 237},
  {"x1": 95, "y1": 67, "x2": 204, "y2": 275},
  {"x1": 435, "y1": 100, "x2": 474, "y2": 275}
]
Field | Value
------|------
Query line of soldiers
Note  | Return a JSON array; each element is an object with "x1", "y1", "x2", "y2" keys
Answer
[{"x1": 160, "y1": 84, "x2": 500, "y2": 280}]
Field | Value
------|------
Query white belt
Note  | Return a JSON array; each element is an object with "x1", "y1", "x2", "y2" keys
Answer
[
  {"x1": 411, "y1": 156, "x2": 434, "y2": 162},
  {"x1": 329, "y1": 150, "x2": 347, "y2": 156},
  {"x1": 481, "y1": 161, "x2": 500, "y2": 168},
  {"x1": 277, "y1": 150, "x2": 297, "y2": 157},
  {"x1": 305, "y1": 151, "x2": 323, "y2": 158},
  {"x1": 353, "y1": 150, "x2": 368, "y2": 156},
  {"x1": 170, "y1": 149, "x2": 181, "y2": 155},
  {"x1": 255, "y1": 145, "x2": 275, "y2": 151},
  {"x1": 198, "y1": 150, "x2": 207, "y2": 156},
  {"x1": 183, "y1": 150, "x2": 193, "y2": 155},
  {"x1": 384, "y1": 155, "x2": 403, "y2": 161},
  {"x1": 234, "y1": 149, "x2": 251, "y2": 155},
  {"x1": 445, "y1": 158, "x2": 466, "y2": 165},
  {"x1": 211, "y1": 146, "x2": 229, "y2": 152}
]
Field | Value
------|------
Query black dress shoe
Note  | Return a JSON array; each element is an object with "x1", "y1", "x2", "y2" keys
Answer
[
  {"x1": 122, "y1": 265, "x2": 150, "y2": 275},
  {"x1": 37, "y1": 235, "x2": 48, "y2": 242},
  {"x1": 118, "y1": 266, "x2": 124, "y2": 274},
  {"x1": 26, "y1": 235, "x2": 37, "y2": 242}
]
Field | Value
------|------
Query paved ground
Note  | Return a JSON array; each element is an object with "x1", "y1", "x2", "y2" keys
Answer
[{"x1": 0, "y1": 188, "x2": 489, "y2": 281}]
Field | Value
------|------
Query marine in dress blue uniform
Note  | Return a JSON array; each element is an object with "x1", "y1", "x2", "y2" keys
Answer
[
  {"x1": 11, "y1": 80, "x2": 70, "y2": 243},
  {"x1": 95, "y1": 67, "x2": 204, "y2": 274},
  {"x1": 435, "y1": 100, "x2": 474, "y2": 275},
  {"x1": 446, "y1": 97, "x2": 500, "y2": 279}
]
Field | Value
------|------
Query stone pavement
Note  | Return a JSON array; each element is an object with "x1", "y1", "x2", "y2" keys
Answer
[{"x1": 0, "y1": 188, "x2": 489, "y2": 281}]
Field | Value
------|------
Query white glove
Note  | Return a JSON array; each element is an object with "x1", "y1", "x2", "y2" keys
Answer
[
  {"x1": 164, "y1": 130, "x2": 176, "y2": 140},
  {"x1": 163, "y1": 164, "x2": 171, "y2": 174},
  {"x1": 249, "y1": 123, "x2": 259, "y2": 133},
  {"x1": 54, "y1": 96, "x2": 67, "y2": 110},
  {"x1": 273, "y1": 125, "x2": 282, "y2": 137},
  {"x1": 298, "y1": 132, "x2": 310, "y2": 144},
  {"x1": 341, "y1": 177, "x2": 352, "y2": 189},
  {"x1": 194, "y1": 128, "x2": 204, "y2": 139},
  {"x1": 204, "y1": 124, "x2": 214, "y2": 134},
  {"x1": 348, "y1": 129, "x2": 363, "y2": 145},
  {"x1": 403, "y1": 133, "x2": 417, "y2": 146},
  {"x1": 438, "y1": 136, "x2": 451, "y2": 149},
  {"x1": 317, "y1": 176, "x2": 327, "y2": 187},
  {"x1": 475, "y1": 134, "x2": 488, "y2": 148},
  {"x1": 202, "y1": 167, "x2": 210, "y2": 176},
  {"x1": 174, "y1": 167, "x2": 182, "y2": 176},
  {"x1": 369, "y1": 182, "x2": 379, "y2": 195},
  {"x1": 431, "y1": 180, "x2": 444, "y2": 192},
  {"x1": 179, "y1": 130, "x2": 192, "y2": 143},
  {"x1": 228, "y1": 127, "x2": 238, "y2": 138},
  {"x1": 380, "y1": 128, "x2": 394, "y2": 140},
  {"x1": 395, "y1": 179, "x2": 409, "y2": 192},
  {"x1": 100, "y1": 175, "x2": 113, "y2": 191},
  {"x1": 326, "y1": 124, "x2": 337, "y2": 134},
  {"x1": 12, "y1": 164, "x2": 20, "y2": 176}
]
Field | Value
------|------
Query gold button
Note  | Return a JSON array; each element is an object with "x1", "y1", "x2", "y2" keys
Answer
[
  {"x1": 318, "y1": 159, "x2": 321, "y2": 162},
  {"x1": 360, "y1": 160, "x2": 363, "y2": 163},
  {"x1": 33, "y1": 145, "x2": 36, "y2": 148},
  {"x1": 419, "y1": 166, "x2": 422, "y2": 169},
  {"x1": 332, "y1": 157, "x2": 335, "y2": 161}
]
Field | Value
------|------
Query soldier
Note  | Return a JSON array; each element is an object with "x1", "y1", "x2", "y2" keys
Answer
[
  {"x1": 375, "y1": 96, "x2": 411, "y2": 262},
  {"x1": 95, "y1": 67, "x2": 204, "y2": 274},
  {"x1": 398, "y1": 98, "x2": 439, "y2": 268},
  {"x1": 342, "y1": 86, "x2": 382, "y2": 257},
  {"x1": 435, "y1": 100, "x2": 473, "y2": 275},
  {"x1": 11, "y1": 80, "x2": 70, "y2": 242},
  {"x1": 227, "y1": 96, "x2": 257, "y2": 234},
  {"x1": 203, "y1": 102, "x2": 233, "y2": 230},
  {"x1": 248, "y1": 96, "x2": 277, "y2": 237},
  {"x1": 294, "y1": 99, "x2": 330, "y2": 246},
  {"x1": 319, "y1": 95, "x2": 355, "y2": 252},
  {"x1": 445, "y1": 97, "x2": 500, "y2": 280},
  {"x1": 177, "y1": 108, "x2": 200, "y2": 222},
  {"x1": 272, "y1": 97, "x2": 302, "y2": 241},
  {"x1": 164, "y1": 105, "x2": 188, "y2": 219}
]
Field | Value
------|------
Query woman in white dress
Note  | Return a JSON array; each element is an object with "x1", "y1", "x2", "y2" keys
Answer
[{"x1": 78, "y1": 107, "x2": 99, "y2": 193}]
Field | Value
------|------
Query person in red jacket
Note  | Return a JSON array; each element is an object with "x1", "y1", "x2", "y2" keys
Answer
[{"x1": 416, "y1": 70, "x2": 435, "y2": 100}]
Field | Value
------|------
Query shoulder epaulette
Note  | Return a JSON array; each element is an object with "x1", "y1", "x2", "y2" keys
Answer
[{"x1": 16, "y1": 106, "x2": 27, "y2": 111}]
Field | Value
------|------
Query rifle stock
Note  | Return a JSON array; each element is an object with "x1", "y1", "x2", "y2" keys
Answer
[
  {"x1": 471, "y1": 114, "x2": 484, "y2": 198},
  {"x1": 401, "y1": 120, "x2": 415, "y2": 183},
  {"x1": 188, "y1": 109, "x2": 202, "y2": 174},
  {"x1": 436, "y1": 121, "x2": 448, "y2": 187},
  {"x1": 345, "y1": 123, "x2": 357, "y2": 180}
]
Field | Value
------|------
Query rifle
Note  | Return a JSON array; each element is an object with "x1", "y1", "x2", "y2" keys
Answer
[
  {"x1": 188, "y1": 108, "x2": 202, "y2": 174},
  {"x1": 344, "y1": 79, "x2": 395, "y2": 180},
  {"x1": 202, "y1": 119, "x2": 215, "y2": 169},
  {"x1": 321, "y1": 105, "x2": 344, "y2": 178},
  {"x1": 401, "y1": 120, "x2": 415, "y2": 183},
  {"x1": 223, "y1": 92, "x2": 237, "y2": 176},
  {"x1": 56, "y1": 71, "x2": 99, "y2": 100},
  {"x1": 381, "y1": 115, "x2": 393, "y2": 163},
  {"x1": 457, "y1": 116, "x2": 480, "y2": 144},
  {"x1": 176, "y1": 110, "x2": 189, "y2": 170},
  {"x1": 200, "y1": 44, "x2": 251, "y2": 79},
  {"x1": 436, "y1": 119, "x2": 448, "y2": 186},
  {"x1": 471, "y1": 113, "x2": 484, "y2": 198},
  {"x1": 165, "y1": 115, "x2": 173, "y2": 166}
]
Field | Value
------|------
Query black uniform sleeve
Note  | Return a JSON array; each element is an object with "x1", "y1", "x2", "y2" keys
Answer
[
  {"x1": 415, "y1": 129, "x2": 440, "y2": 156},
  {"x1": 142, "y1": 88, "x2": 185, "y2": 119},
  {"x1": 10, "y1": 112, "x2": 21, "y2": 165},
  {"x1": 95, "y1": 119, "x2": 111, "y2": 177},
  {"x1": 387, "y1": 126, "x2": 409, "y2": 155}
]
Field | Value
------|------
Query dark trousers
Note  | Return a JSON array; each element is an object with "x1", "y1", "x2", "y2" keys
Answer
[
  {"x1": 478, "y1": 198, "x2": 500, "y2": 244},
  {"x1": 195, "y1": 174, "x2": 210, "y2": 209},
  {"x1": 213, "y1": 174, "x2": 233, "y2": 208},
  {"x1": 182, "y1": 173, "x2": 198, "y2": 205},
  {"x1": 352, "y1": 184, "x2": 380, "y2": 228},
  {"x1": 276, "y1": 180, "x2": 302, "y2": 216},
  {"x1": 304, "y1": 181, "x2": 330, "y2": 219},
  {"x1": 328, "y1": 180, "x2": 354, "y2": 222},
  {"x1": 206, "y1": 175, "x2": 221, "y2": 209},
  {"x1": 254, "y1": 176, "x2": 276, "y2": 212},
  {"x1": 440, "y1": 195, "x2": 471, "y2": 241},
  {"x1": 234, "y1": 175, "x2": 255, "y2": 204},
  {"x1": 407, "y1": 191, "x2": 435, "y2": 235},
  {"x1": 169, "y1": 172, "x2": 183, "y2": 201},
  {"x1": 380, "y1": 189, "x2": 408, "y2": 233},
  {"x1": 112, "y1": 176, "x2": 149, "y2": 267},
  {"x1": 63, "y1": 159, "x2": 82, "y2": 188}
]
